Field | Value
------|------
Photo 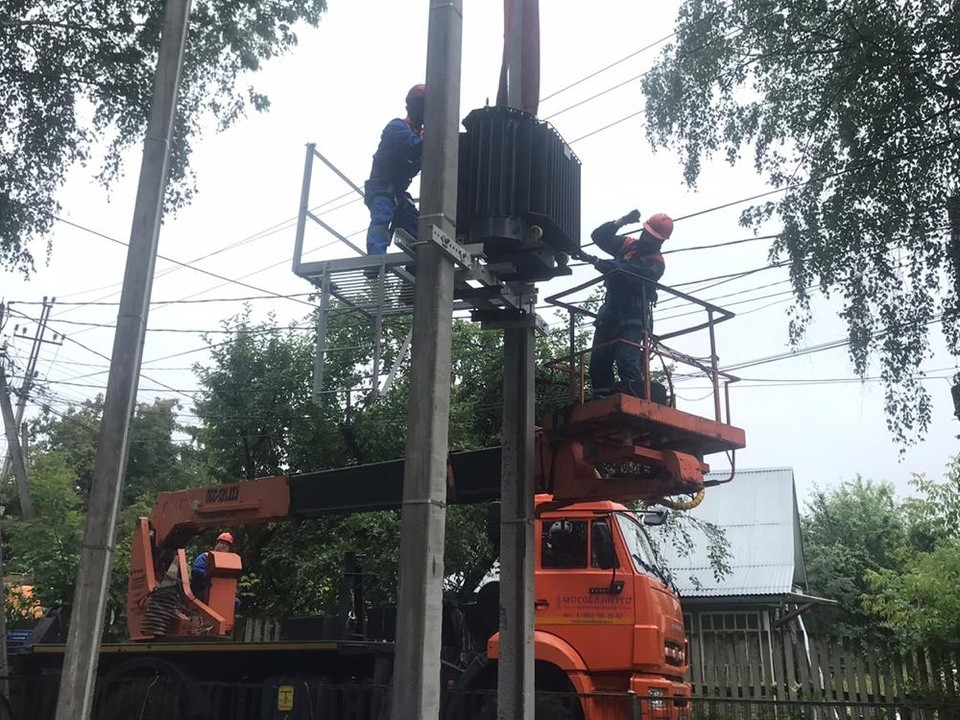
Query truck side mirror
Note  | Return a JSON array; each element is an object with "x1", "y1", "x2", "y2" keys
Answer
[
  {"x1": 592, "y1": 521, "x2": 616, "y2": 570},
  {"x1": 643, "y1": 509, "x2": 668, "y2": 526},
  {"x1": 486, "y1": 502, "x2": 501, "y2": 545}
]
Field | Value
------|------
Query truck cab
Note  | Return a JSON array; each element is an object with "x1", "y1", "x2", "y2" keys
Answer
[{"x1": 475, "y1": 496, "x2": 690, "y2": 719}]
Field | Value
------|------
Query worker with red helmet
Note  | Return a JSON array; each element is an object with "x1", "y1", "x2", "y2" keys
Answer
[
  {"x1": 190, "y1": 531, "x2": 234, "y2": 602},
  {"x1": 589, "y1": 210, "x2": 674, "y2": 400},
  {"x1": 364, "y1": 84, "x2": 426, "y2": 255}
]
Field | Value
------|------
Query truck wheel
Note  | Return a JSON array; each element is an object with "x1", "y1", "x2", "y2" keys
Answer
[
  {"x1": 471, "y1": 694, "x2": 581, "y2": 720},
  {"x1": 93, "y1": 657, "x2": 190, "y2": 720},
  {"x1": 535, "y1": 693, "x2": 582, "y2": 720}
]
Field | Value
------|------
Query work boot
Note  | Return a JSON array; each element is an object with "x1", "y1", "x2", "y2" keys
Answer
[{"x1": 591, "y1": 387, "x2": 611, "y2": 401}]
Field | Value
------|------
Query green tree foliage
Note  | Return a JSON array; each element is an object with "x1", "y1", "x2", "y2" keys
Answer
[
  {"x1": 801, "y1": 458, "x2": 960, "y2": 650},
  {"x1": 643, "y1": 1, "x2": 960, "y2": 442},
  {"x1": 187, "y1": 306, "x2": 595, "y2": 617},
  {"x1": 192, "y1": 310, "x2": 319, "y2": 479},
  {"x1": 13, "y1": 397, "x2": 195, "y2": 633},
  {"x1": 801, "y1": 477, "x2": 905, "y2": 640},
  {"x1": 190, "y1": 306, "x2": 727, "y2": 619},
  {"x1": 863, "y1": 457, "x2": 960, "y2": 650},
  {"x1": 864, "y1": 540, "x2": 960, "y2": 651},
  {"x1": 32, "y1": 396, "x2": 193, "y2": 505},
  {"x1": 5, "y1": 452, "x2": 84, "y2": 609},
  {"x1": 189, "y1": 306, "x2": 500, "y2": 618},
  {"x1": 1, "y1": 0, "x2": 327, "y2": 272}
]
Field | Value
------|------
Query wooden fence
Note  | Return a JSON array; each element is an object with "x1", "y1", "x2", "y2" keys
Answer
[{"x1": 690, "y1": 632, "x2": 959, "y2": 701}]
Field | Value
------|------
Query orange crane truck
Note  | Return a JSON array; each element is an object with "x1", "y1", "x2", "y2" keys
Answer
[{"x1": 10, "y1": 392, "x2": 743, "y2": 720}]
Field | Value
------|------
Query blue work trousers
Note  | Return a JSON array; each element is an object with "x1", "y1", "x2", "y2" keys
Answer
[
  {"x1": 365, "y1": 181, "x2": 419, "y2": 255},
  {"x1": 589, "y1": 307, "x2": 650, "y2": 397}
]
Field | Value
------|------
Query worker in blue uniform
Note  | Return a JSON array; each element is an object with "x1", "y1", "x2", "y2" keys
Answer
[
  {"x1": 589, "y1": 211, "x2": 674, "y2": 400},
  {"x1": 364, "y1": 84, "x2": 426, "y2": 255},
  {"x1": 191, "y1": 531, "x2": 234, "y2": 603}
]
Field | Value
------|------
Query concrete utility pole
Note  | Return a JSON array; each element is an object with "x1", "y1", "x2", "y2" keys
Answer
[
  {"x1": 498, "y1": 2, "x2": 538, "y2": 717},
  {"x1": 389, "y1": 0, "x2": 463, "y2": 718},
  {"x1": 0, "y1": 366, "x2": 33, "y2": 519},
  {"x1": 498, "y1": 306, "x2": 537, "y2": 720},
  {"x1": 53, "y1": 2, "x2": 193, "y2": 718},
  {"x1": 0, "y1": 297, "x2": 57, "y2": 484}
]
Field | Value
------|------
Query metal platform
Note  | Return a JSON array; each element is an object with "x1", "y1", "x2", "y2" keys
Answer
[
  {"x1": 542, "y1": 393, "x2": 746, "y2": 458},
  {"x1": 290, "y1": 144, "x2": 555, "y2": 402}
]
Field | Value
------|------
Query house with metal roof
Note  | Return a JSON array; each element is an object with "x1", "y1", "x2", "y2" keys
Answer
[{"x1": 656, "y1": 467, "x2": 833, "y2": 696}]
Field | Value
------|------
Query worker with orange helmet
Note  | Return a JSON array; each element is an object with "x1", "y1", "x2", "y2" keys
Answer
[
  {"x1": 364, "y1": 84, "x2": 427, "y2": 255},
  {"x1": 589, "y1": 210, "x2": 674, "y2": 400},
  {"x1": 190, "y1": 531, "x2": 235, "y2": 602}
]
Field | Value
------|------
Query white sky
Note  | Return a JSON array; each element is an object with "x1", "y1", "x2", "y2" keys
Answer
[{"x1": 1, "y1": 0, "x2": 957, "y2": 506}]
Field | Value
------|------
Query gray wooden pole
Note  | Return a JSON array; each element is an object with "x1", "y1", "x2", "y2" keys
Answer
[
  {"x1": 389, "y1": 0, "x2": 462, "y2": 717},
  {"x1": 498, "y1": 1, "x2": 538, "y2": 716},
  {"x1": 53, "y1": 2, "x2": 192, "y2": 718},
  {"x1": 0, "y1": 367, "x2": 33, "y2": 519}
]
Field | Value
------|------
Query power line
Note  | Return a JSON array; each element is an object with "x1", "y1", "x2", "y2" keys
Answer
[
  {"x1": 6, "y1": 307, "x2": 195, "y2": 403},
  {"x1": 545, "y1": 73, "x2": 650, "y2": 122},
  {"x1": 569, "y1": 112, "x2": 645, "y2": 145},
  {"x1": 539, "y1": 32, "x2": 675, "y2": 104},
  {"x1": 8, "y1": 292, "x2": 316, "y2": 308},
  {"x1": 672, "y1": 136, "x2": 960, "y2": 223},
  {"x1": 719, "y1": 315, "x2": 945, "y2": 373},
  {"x1": 671, "y1": 260, "x2": 789, "y2": 289},
  {"x1": 48, "y1": 214, "x2": 318, "y2": 309},
  {"x1": 680, "y1": 373, "x2": 954, "y2": 391},
  {"x1": 51, "y1": 190, "x2": 359, "y2": 305},
  {"x1": 662, "y1": 233, "x2": 779, "y2": 256},
  {"x1": 7, "y1": 313, "x2": 317, "y2": 336}
]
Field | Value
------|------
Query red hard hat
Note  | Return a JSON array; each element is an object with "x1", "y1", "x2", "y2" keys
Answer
[
  {"x1": 217, "y1": 532, "x2": 234, "y2": 545},
  {"x1": 406, "y1": 84, "x2": 427, "y2": 102},
  {"x1": 643, "y1": 213, "x2": 674, "y2": 241}
]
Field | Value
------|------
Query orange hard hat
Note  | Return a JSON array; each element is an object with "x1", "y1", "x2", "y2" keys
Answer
[
  {"x1": 217, "y1": 532, "x2": 234, "y2": 545},
  {"x1": 406, "y1": 84, "x2": 427, "y2": 102},
  {"x1": 643, "y1": 213, "x2": 674, "y2": 241}
]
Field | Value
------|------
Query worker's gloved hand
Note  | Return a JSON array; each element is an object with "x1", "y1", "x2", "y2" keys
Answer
[
  {"x1": 596, "y1": 259, "x2": 616, "y2": 275},
  {"x1": 619, "y1": 209, "x2": 641, "y2": 226}
]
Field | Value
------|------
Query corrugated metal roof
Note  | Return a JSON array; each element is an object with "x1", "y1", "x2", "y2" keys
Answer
[{"x1": 656, "y1": 467, "x2": 806, "y2": 598}]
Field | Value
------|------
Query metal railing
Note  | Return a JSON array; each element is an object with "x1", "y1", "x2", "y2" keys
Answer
[{"x1": 544, "y1": 268, "x2": 741, "y2": 425}]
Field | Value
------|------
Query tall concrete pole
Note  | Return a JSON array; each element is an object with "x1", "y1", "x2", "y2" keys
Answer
[
  {"x1": 0, "y1": 366, "x2": 33, "y2": 519},
  {"x1": 499, "y1": 1, "x2": 538, "y2": 716},
  {"x1": 1, "y1": 297, "x2": 54, "y2": 484},
  {"x1": 498, "y1": 303, "x2": 537, "y2": 720},
  {"x1": 53, "y1": 2, "x2": 192, "y2": 718},
  {"x1": 389, "y1": 0, "x2": 463, "y2": 718}
]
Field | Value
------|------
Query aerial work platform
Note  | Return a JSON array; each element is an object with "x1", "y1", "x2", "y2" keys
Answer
[
  {"x1": 290, "y1": 108, "x2": 745, "y2": 506},
  {"x1": 536, "y1": 393, "x2": 746, "y2": 505},
  {"x1": 544, "y1": 393, "x2": 746, "y2": 459}
]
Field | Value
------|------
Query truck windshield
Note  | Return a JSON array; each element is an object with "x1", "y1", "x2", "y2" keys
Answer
[{"x1": 614, "y1": 512, "x2": 672, "y2": 586}]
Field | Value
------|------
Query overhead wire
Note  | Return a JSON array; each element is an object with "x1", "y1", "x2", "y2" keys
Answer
[
  {"x1": 49, "y1": 215, "x2": 318, "y2": 309},
  {"x1": 539, "y1": 31, "x2": 676, "y2": 104},
  {"x1": 51, "y1": 189, "x2": 359, "y2": 307},
  {"x1": 5, "y1": 307, "x2": 195, "y2": 403}
]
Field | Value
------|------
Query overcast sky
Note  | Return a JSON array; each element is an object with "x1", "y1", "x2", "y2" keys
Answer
[{"x1": 1, "y1": 0, "x2": 956, "y2": 506}]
